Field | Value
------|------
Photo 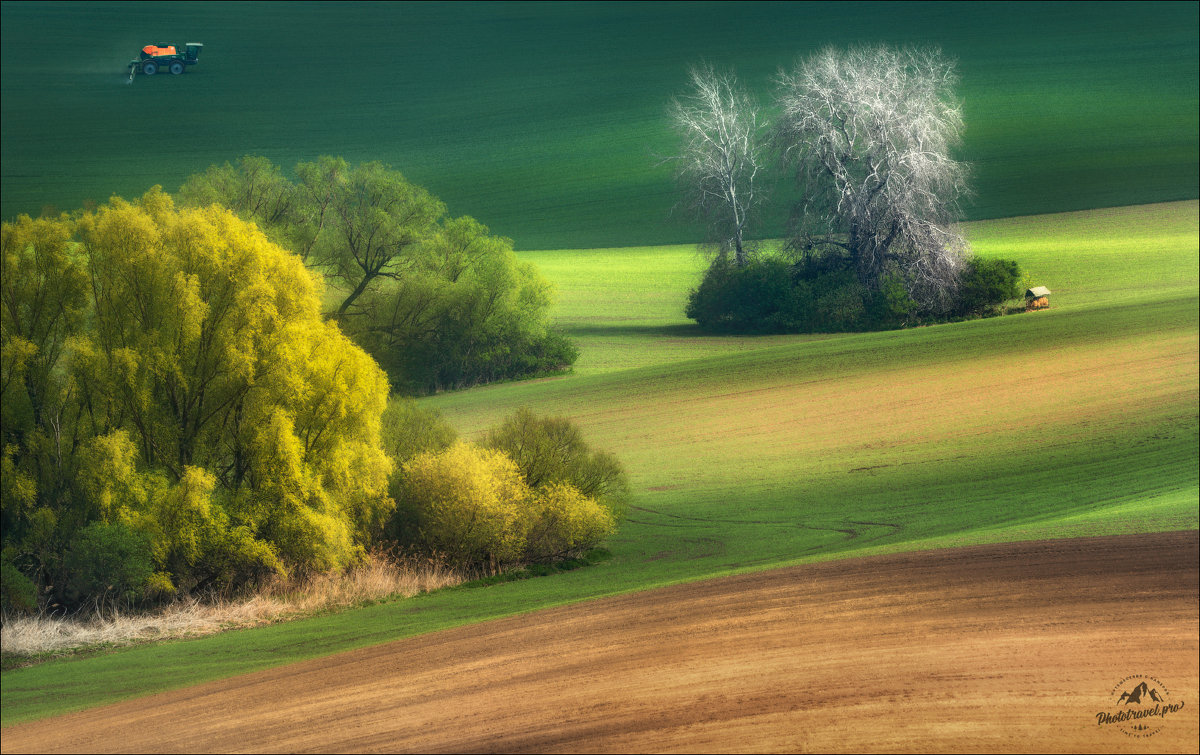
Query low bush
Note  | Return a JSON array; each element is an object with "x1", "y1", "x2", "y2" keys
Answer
[
  {"x1": 524, "y1": 483, "x2": 616, "y2": 562},
  {"x1": 957, "y1": 256, "x2": 1023, "y2": 316},
  {"x1": 482, "y1": 407, "x2": 630, "y2": 514},
  {"x1": 685, "y1": 259, "x2": 881, "y2": 333},
  {"x1": 379, "y1": 399, "x2": 458, "y2": 547},
  {"x1": 380, "y1": 398, "x2": 458, "y2": 468},
  {"x1": 397, "y1": 434, "x2": 620, "y2": 573},
  {"x1": 62, "y1": 522, "x2": 155, "y2": 608},
  {"x1": 686, "y1": 254, "x2": 1023, "y2": 333},
  {"x1": 1, "y1": 555, "x2": 38, "y2": 615},
  {"x1": 399, "y1": 442, "x2": 531, "y2": 571},
  {"x1": 685, "y1": 258, "x2": 796, "y2": 332}
]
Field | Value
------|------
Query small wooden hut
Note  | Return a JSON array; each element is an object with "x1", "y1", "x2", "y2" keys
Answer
[{"x1": 1025, "y1": 286, "x2": 1051, "y2": 311}]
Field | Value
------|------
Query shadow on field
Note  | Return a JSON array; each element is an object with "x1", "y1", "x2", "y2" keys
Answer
[
  {"x1": 570, "y1": 294, "x2": 1197, "y2": 348},
  {"x1": 565, "y1": 323, "x2": 803, "y2": 340},
  {"x1": 566, "y1": 324, "x2": 703, "y2": 338}
]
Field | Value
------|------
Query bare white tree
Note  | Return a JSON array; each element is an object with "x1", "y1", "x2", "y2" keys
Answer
[
  {"x1": 775, "y1": 46, "x2": 969, "y2": 311},
  {"x1": 669, "y1": 63, "x2": 763, "y2": 266}
]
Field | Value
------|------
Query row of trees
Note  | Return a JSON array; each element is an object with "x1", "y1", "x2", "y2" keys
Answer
[
  {"x1": 670, "y1": 45, "x2": 1017, "y2": 327},
  {"x1": 1, "y1": 194, "x2": 621, "y2": 612},
  {"x1": 179, "y1": 157, "x2": 575, "y2": 394}
]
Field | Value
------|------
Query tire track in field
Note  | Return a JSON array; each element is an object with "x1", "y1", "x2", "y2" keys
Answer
[{"x1": 626, "y1": 504, "x2": 904, "y2": 554}]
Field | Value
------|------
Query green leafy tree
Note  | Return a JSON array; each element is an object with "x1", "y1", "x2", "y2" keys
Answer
[
  {"x1": 180, "y1": 156, "x2": 575, "y2": 394},
  {"x1": 176, "y1": 156, "x2": 309, "y2": 259},
  {"x1": 307, "y1": 160, "x2": 446, "y2": 317},
  {"x1": 483, "y1": 407, "x2": 629, "y2": 514},
  {"x1": 0, "y1": 214, "x2": 88, "y2": 430},
  {"x1": 353, "y1": 216, "x2": 572, "y2": 392},
  {"x1": 2, "y1": 214, "x2": 91, "y2": 594}
]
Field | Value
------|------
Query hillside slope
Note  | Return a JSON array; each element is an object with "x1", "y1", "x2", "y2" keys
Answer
[
  {"x1": 1, "y1": 203, "x2": 1195, "y2": 727},
  {"x1": 429, "y1": 204, "x2": 1199, "y2": 583}
]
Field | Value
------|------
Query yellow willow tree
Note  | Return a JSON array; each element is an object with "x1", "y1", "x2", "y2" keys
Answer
[
  {"x1": 2, "y1": 189, "x2": 393, "y2": 601},
  {"x1": 399, "y1": 441, "x2": 616, "y2": 573}
]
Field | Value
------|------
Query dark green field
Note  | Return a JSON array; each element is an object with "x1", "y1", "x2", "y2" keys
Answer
[{"x1": 2, "y1": 1, "x2": 1197, "y2": 248}]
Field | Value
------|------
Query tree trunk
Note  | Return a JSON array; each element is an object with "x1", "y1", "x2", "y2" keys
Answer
[
  {"x1": 336, "y1": 273, "x2": 375, "y2": 317},
  {"x1": 733, "y1": 236, "x2": 746, "y2": 267}
]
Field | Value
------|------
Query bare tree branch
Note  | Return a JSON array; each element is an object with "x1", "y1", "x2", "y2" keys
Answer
[
  {"x1": 775, "y1": 45, "x2": 969, "y2": 311},
  {"x1": 666, "y1": 63, "x2": 764, "y2": 266}
]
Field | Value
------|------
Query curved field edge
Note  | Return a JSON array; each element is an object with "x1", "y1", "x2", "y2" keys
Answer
[
  {"x1": 2, "y1": 532, "x2": 1196, "y2": 754},
  {"x1": 2, "y1": 202, "x2": 1197, "y2": 727}
]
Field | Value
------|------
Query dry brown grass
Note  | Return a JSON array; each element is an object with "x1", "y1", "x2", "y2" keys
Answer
[{"x1": 1, "y1": 552, "x2": 462, "y2": 658}]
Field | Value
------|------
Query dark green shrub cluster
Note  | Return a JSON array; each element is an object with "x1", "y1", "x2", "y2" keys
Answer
[
  {"x1": 685, "y1": 258, "x2": 797, "y2": 332},
  {"x1": 956, "y1": 256, "x2": 1023, "y2": 316},
  {"x1": 369, "y1": 314, "x2": 577, "y2": 396},
  {"x1": 1, "y1": 554, "x2": 38, "y2": 614},
  {"x1": 686, "y1": 258, "x2": 910, "y2": 333},
  {"x1": 686, "y1": 255, "x2": 1023, "y2": 333},
  {"x1": 62, "y1": 522, "x2": 155, "y2": 607}
]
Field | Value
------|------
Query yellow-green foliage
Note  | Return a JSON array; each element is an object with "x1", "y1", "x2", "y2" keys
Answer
[
  {"x1": 380, "y1": 398, "x2": 457, "y2": 468},
  {"x1": 400, "y1": 442, "x2": 614, "y2": 570},
  {"x1": 525, "y1": 483, "x2": 616, "y2": 562},
  {"x1": 483, "y1": 407, "x2": 630, "y2": 515},
  {"x1": 1, "y1": 190, "x2": 393, "y2": 604},
  {"x1": 402, "y1": 442, "x2": 530, "y2": 568}
]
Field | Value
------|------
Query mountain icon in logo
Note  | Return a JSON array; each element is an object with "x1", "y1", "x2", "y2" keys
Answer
[{"x1": 1117, "y1": 681, "x2": 1162, "y2": 705}]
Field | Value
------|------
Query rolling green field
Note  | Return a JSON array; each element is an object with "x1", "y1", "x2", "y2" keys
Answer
[
  {"x1": 2, "y1": 2, "x2": 1197, "y2": 248},
  {"x1": 3, "y1": 201, "x2": 1196, "y2": 727}
]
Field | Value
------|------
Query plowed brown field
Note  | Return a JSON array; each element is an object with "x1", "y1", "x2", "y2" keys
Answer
[{"x1": 4, "y1": 531, "x2": 1197, "y2": 754}]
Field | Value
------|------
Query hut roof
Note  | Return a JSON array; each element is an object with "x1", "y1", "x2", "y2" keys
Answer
[{"x1": 1025, "y1": 286, "x2": 1051, "y2": 298}]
